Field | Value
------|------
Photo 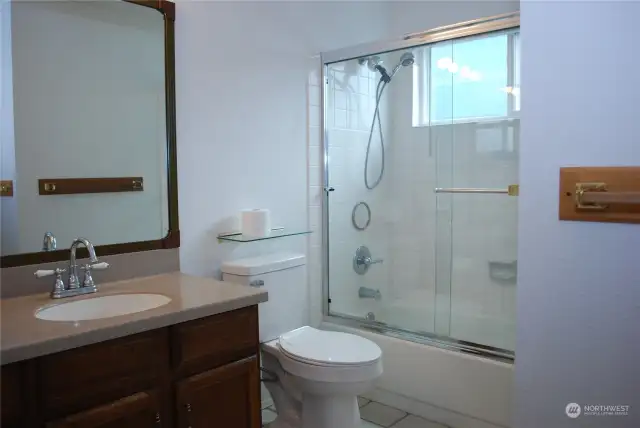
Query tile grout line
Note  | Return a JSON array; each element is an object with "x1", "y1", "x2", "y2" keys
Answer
[{"x1": 388, "y1": 413, "x2": 410, "y2": 428}]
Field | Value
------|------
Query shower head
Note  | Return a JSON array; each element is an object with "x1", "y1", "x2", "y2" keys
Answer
[
  {"x1": 399, "y1": 52, "x2": 415, "y2": 67},
  {"x1": 361, "y1": 56, "x2": 392, "y2": 83},
  {"x1": 390, "y1": 52, "x2": 415, "y2": 78}
]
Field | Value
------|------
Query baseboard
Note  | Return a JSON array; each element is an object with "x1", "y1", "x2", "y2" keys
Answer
[{"x1": 362, "y1": 387, "x2": 509, "y2": 428}]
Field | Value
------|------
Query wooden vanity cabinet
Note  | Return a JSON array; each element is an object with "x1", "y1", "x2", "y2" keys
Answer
[
  {"x1": 45, "y1": 392, "x2": 162, "y2": 428},
  {"x1": 1, "y1": 362, "x2": 28, "y2": 428},
  {"x1": 176, "y1": 356, "x2": 261, "y2": 428},
  {"x1": 0, "y1": 306, "x2": 261, "y2": 428}
]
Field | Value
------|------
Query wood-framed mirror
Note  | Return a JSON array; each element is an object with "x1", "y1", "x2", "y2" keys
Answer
[{"x1": 0, "y1": 0, "x2": 178, "y2": 268}]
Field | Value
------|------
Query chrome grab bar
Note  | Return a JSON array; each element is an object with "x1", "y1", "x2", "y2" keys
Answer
[{"x1": 434, "y1": 184, "x2": 519, "y2": 196}]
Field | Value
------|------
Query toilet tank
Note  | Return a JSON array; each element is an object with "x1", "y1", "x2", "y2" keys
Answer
[{"x1": 221, "y1": 253, "x2": 307, "y2": 342}]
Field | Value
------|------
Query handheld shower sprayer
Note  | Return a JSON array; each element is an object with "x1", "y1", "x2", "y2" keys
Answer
[{"x1": 360, "y1": 51, "x2": 415, "y2": 190}]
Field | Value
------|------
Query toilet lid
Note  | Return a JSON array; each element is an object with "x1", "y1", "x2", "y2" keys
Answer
[{"x1": 278, "y1": 326, "x2": 381, "y2": 366}]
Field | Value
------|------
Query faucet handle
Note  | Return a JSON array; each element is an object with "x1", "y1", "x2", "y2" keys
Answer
[
  {"x1": 88, "y1": 262, "x2": 109, "y2": 271},
  {"x1": 80, "y1": 262, "x2": 109, "y2": 288},
  {"x1": 34, "y1": 268, "x2": 66, "y2": 298},
  {"x1": 34, "y1": 268, "x2": 65, "y2": 279}
]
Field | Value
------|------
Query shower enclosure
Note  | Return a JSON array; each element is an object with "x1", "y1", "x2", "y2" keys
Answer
[{"x1": 321, "y1": 13, "x2": 520, "y2": 360}]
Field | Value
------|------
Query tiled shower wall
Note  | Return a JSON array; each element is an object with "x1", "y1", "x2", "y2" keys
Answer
[{"x1": 307, "y1": 59, "x2": 391, "y2": 325}]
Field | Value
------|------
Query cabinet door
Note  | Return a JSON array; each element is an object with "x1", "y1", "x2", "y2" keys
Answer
[
  {"x1": 176, "y1": 356, "x2": 260, "y2": 428},
  {"x1": 1, "y1": 363, "x2": 25, "y2": 428},
  {"x1": 46, "y1": 391, "x2": 161, "y2": 428}
]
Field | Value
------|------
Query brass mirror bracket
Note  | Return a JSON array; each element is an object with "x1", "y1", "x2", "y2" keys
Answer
[
  {"x1": 0, "y1": 180, "x2": 13, "y2": 197},
  {"x1": 575, "y1": 182, "x2": 607, "y2": 210}
]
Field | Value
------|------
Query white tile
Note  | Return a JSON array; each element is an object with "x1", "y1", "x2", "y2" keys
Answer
[
  {"x1": 359, "y1": 76, "x2": 370, "y2": 95},
  {"x1": 358, "y1": 396, "x2": 371, "y2": 407},
  {"x1": 308, "y1": 67, "x2": 321, "y2": 86},
  {"x1": 309, "y1": 105, "x2": 321, "y2": 127},
  {"x1": 361, "y1": 420, "x2": 384, "y2": 428},
  {"x1": 308, "y1": 166, "x2": 322, "y2": 186},
  {"x1": 335, "y1": 109, "x2": 348, "y2": 129},
  {"x1": 335, "y1": 90, "x2": 348, "y2": 110},
  {"x1": 359, "y1": 63, "x2": 371, "y2": 77},
  {"x1": 309, "y1": 126, "x2": 321, "y2": 147},
  {"x1": 261, "y1": 408, "x2": 277, "y2": 424},
  {"x1": 392, "y1": 415, "x2": 447, "y2": 428},
  {"x1": 308, "y1": 144, "x2": 322, "y2": 167},
  {"x1": 360, "y1": 402, "x2": 407, "y2": 427},
  {"x1": 308, "y1": 85, "x2": 321, "y2": 106},
  {"x1": 309, "y1": 185, "x2": 322, "y2": 207},
  {"x1": 309, "y1": 206, "x2": 322, "y2": 229}
]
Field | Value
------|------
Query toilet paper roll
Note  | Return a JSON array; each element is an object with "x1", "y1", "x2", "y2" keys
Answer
[{"x1": 241, "y1": 209, "x2": 271, "y2": 238}]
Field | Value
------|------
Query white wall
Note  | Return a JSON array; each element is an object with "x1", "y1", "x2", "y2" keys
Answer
[
  {"x1": 8, "y1": 1, "x2": 168, "y2": 254},
  {"x1": 176, "y1": 1, "x2": 392, "y2": 283},
  {"x1": 516, "y1": 2, "x2": 640, "y2": 427},
  {"x1": 387, "y1": 1, "x2": 519, "y2": 39}
]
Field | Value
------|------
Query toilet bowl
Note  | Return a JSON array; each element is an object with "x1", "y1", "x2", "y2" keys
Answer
[
  {"x1": 262, "y1": 326, "x2": 382, "y2": 428},
  {"x1": 220, "y1": 254, "x2": 383, "y2": 428}
]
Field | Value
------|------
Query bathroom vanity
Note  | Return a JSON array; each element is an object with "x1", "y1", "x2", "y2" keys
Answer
[{"x1": 0, "y1": 273, "x2": 268, "y2": 428}]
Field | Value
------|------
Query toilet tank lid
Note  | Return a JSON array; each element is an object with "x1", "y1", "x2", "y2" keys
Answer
[{"x1": 221, "y1": 253, "x2": 306, "y2": 276}]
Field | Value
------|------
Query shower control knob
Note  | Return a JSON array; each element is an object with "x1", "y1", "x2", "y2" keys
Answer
[{"x1": 353, "y1": 246, "x2": 383, "y2": 275}]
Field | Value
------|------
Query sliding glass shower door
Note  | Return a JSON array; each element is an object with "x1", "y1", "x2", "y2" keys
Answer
[{"x1": 323, "y1": 18, "x2": 520, "y2": 357}]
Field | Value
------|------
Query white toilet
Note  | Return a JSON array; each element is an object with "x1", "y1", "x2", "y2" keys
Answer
[{"x1": 221, "y1": 253, "x2": 383, "y2": 428}]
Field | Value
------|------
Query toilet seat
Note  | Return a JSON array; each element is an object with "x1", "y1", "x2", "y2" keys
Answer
[
  {"x1": 278, "y1": 326, "x2": 382, "y2": 366},
  {"x1": 264, "y1": 327, "x2": 383, "y2": 383}
]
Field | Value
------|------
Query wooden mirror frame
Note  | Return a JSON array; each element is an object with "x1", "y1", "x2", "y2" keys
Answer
[{"x1": 1, "y1": 0, "x2": 178, "y2": 268}]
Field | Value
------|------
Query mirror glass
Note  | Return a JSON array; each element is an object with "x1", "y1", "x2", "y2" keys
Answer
[{"x1": 1, "y1": 1, "x2": 169, "y2": 256}]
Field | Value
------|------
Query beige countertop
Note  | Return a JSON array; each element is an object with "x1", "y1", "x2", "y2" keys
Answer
[{"x1": 1, "y1": 272, "x2": 268, "y2": 365}]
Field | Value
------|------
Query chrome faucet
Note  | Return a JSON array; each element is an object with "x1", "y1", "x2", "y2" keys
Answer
[
  {"x1": 68, "y1": 238, "x2": 99, "y2": 289},
  {"x1": 42, "y1": 232, "x2": 57, "y2": 251},
  {"x1": 34, "y1": 237, "x2": 109, "y2": 299}
]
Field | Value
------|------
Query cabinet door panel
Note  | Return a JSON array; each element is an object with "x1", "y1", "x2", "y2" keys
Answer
[
  {"x1": 46, "y1": 391, "x2": 160, "y2": 428},
  {"x1": 171, "y1": 306, "x2": 258, "y2": 377},
  {"x1": 40, "y1": 329, "x2": 169, "y2": 418},
  {"x1": 1, "y1": 363, "x2": 24, "y2": 427},
  {"x1": 176, "y1": 356, "x2": 260, "y2": 428}
]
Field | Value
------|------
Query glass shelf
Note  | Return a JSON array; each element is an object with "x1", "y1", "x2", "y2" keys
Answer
[{"x1": 217, "y1": 228, "x2": 312, "y2": 243}]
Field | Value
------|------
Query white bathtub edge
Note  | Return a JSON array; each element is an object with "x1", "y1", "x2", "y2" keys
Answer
[{"x1": 321, "y1": 321, "x2": 513, "y2": 428}]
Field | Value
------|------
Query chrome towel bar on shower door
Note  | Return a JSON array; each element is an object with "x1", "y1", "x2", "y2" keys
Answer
[{"x1": 434, "y1": 184, "x2": 520, "y2": 196}]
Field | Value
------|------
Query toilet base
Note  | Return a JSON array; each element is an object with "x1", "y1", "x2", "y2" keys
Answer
[
  {"x1": 266, "y1": 396, "x2": 360, "y2": 428},
  {"x1": 261, "y1": 341, "x2": 380, "y2": 428},
  {"x1": 301, "y1": 395, "x2": 360, "y2": 428}
]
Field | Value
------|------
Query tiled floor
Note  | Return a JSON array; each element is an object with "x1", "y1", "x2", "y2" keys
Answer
[{"x1": 262, "y1": 396, "x2": 449, "y2": 428}]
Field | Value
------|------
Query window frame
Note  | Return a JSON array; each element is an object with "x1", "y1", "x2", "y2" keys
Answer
[{"x1": 412, "y1": 30, "x2": 520, "y2": 127}]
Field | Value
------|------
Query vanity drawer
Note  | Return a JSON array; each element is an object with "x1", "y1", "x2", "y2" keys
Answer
[
  {"x1": 39, "y1": 329, "x2": 169, "y2": 418},
  {"x1": 171, "y1": 306, "x2": 259, "y2": 376}
]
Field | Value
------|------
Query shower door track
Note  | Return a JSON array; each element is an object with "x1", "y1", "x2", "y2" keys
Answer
[
  {"x1": 319, "y1": 11, "x2": 520, "y2": 364},
  {"x1": 325, "y1": 313, "x2": 514, "y2": 363}
]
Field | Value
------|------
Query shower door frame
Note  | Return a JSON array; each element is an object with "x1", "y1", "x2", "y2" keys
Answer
[{"x1": 320, "y1": 12, "x2": 520, "y2": 362}]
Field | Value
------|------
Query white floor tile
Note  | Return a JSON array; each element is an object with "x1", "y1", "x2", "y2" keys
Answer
[
  {"x1": 362, "y1": 419, "x2": 384, "y2": 428},
  {"x1": 360, "y1": 402, "x2": 407, "y2": 427},
  {"x1": 358, "y1": 396, "x2": 371, "y2": 407},
  {"x1": 391, "y1": 415, "x2": 448, "y2": 428},
  {"x1": 262, "y1": 408, "x2": 277, "y2": 424}
]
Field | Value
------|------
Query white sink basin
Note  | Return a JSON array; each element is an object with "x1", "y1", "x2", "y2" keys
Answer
[{"x1": 35, "y1": 293, "x2": 172, "y2": 321}]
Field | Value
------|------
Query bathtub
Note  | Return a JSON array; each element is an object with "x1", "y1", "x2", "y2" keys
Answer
[{"x1": 321, "y1": 320, "x2": 514, "y2": 428}]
